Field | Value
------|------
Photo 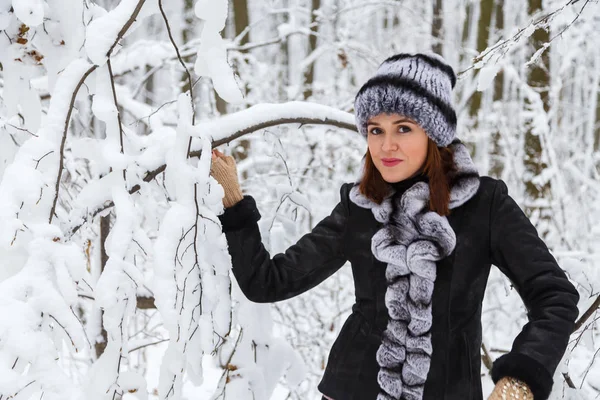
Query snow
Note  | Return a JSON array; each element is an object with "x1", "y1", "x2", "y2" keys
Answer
[
  {"x1": 12, "y1": 0, "x2": 44, "y2": 26},
  {"x1": 85, "y1": 0, "x2": 157, "y2": 65},
  {"x1": 0, "y1": 0, "x2": 11, "y2": 30},
  {"x1": 194, "y1": 0, "x2": 244, "y2": 104},
  {"x1": 0, "y1": 0, "x2": 598, "y2": 399},
  {"x1": 477, "y1": 63, "x2": 502, "y2": 92},
  {"x1": 190, "y1": 101, "x2": 356, "y2": 143},
  {"x1": 525, "y1": 43, "x2": 550, "y2": 67},
  {"x1": 0, "y1": 231, "x2": 89, "y2": 400},
  {"x1": 277, "y1": 23, "x2": 294, "y2": 38},
  {"x1": 110, "y1": 40, "x2": 174, "y2": 75},
  {"x1": 43, "y1": 58, "x2": 95, "y2": 142}
]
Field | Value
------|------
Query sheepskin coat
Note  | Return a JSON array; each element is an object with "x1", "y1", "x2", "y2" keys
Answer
[{"x1": 218, "y1": 145, "x2": 579, "y2": 400}]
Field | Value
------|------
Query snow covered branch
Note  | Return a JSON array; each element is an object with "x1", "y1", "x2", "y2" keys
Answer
[
  {"x1": 459, "y1": 0, "x2": 592, "y2": 76},
  {"x1": 65, "y1": 102, "x2": 357, "y2": 238}
]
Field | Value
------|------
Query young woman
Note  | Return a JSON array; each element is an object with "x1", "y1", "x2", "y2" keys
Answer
[{"x1": 209, "y1": 53, "x2": 580, "y2": 400}]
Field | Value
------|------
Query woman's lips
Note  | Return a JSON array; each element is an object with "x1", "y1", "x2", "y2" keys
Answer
[{"x1": 382, "y1": 159, "x2": 403, "y2": 167}]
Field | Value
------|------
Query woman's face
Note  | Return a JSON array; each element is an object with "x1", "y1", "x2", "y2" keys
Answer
[{"x1": 366, "y1": 113, "x2": 429, "y2": 183}]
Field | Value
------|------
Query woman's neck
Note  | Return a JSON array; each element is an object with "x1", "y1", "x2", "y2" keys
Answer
[{"x1": 389, "y1": 172, "x2": 429, "y2": 195}]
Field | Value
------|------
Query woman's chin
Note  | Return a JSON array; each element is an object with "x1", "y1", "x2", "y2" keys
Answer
[{"x1": 381, "y1": 172, "x2": 412, "y2": 183}]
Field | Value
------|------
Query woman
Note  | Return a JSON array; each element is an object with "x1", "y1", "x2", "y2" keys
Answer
[{"x1": 209, "y1": 53, "x2": 580, "y2": 400}]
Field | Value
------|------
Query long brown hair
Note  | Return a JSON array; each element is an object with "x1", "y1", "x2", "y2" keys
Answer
[{"x1": 358, "y1": 138, "x2": 456, "y2": 216}]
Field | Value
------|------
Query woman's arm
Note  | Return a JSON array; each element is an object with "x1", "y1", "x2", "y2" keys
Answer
[
  {"x1": 489, "y1": 179, "x2": 580, "y2": 400},
  {"x1": 218, "y1": 183, "x2": 350, "y2": 303}
]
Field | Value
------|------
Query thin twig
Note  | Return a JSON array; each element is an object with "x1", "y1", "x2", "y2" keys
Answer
[
  {"x1": 458, "y1": 0, "x2": 586, "y2": 76},
  {"x1": 49, "y1": 65, "x2": 97, "y2": 223},
  {"x1": 78, "y1": 293, "x2": 95, "y2": 301},
  {"x1": 107, "y1": 58, "x2": 126, "y2": 181},
  {"x1": 33, "y1": 151, "x2": 54, "y2": 169},
  {"x1": 481, "y1": 342, "x2": 494, "y2": 371},
  {"x1": 192, "y1": 184, "x2": 202, "y2": 314},
  {"x1": 158, "y1": 0, "x2": 195, "y2": 125},
  {"x1": 548, "y1": 0, "x2": 590, "y2": 44},
  {"x1": 563, "y1": 372, "x2": 576, "y2": 389},
  {"x1": 128, "y1": 338, "x2": 169, "y2": 353},
  {"x1": 48, "y1": 314, "x2": 77, "y2": 349},
  {"x1": 106, "y1": 0, "x2": 147, "y2": 58},
  {"x1": 573, "y1": 294, "x2": 600, "y2": 333},
  {"x1": 5, "y1": 380, "x2": 36, "y2": 399},
  {"x1": 4, "y1": 122, "x2": 38, "y2": 136},
  {"x1": 215, "y1": 327, "x2": 244, "y2": 397}
]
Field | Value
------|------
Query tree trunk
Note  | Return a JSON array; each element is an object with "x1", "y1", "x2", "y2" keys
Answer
[
  {"x1": 277, "y1": 0, "x2": 291, "y2": 102},
  {"x1": 492, "y1": 0, "x2": 504, "y2": 102},
  {"x1": 303, "y1": 0, "x2": 320, "y2": 100},
  {"x1": 227, "y1": 0, "x2": 252, "y2": 180},
  {"x1": 595, "y1": 84, "x2": 600, "y2": 151},
  {"x1": 469, "y1": 0, "x2": 494, "y2": 118},
  {"x1": 215, "y1": 0, "x2": 250, "y2": 115},
  {"x1": 431, "y1": 0, "x2": 444, "y2": 55},
  {"x1": 524, "y1": 0, "x2": 551, "y2": 231},
  {"x1": 490, "y1": 0, "x2": 505, "y2": 177},
  {"x1": 95, "y1": 214, "x2": 110, "y2": 358},
  {"x1": 182, "y1": 0, "x2": 196, "y2": 95}
]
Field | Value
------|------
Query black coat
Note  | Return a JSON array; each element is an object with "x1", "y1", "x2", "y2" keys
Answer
[{"x1": 218, "y1": 177, "x2": 580, "y2": 400}]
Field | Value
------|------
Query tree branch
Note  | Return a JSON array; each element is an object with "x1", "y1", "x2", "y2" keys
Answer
[
  {"x1": 562, "y1": 372, "x2": 576, "y2": 389},
  {"x1": 49, "y1": 0, "x2": 148, "y2": 224},
  {"x1": 573, "y1": 294, "x2": 600, "y2": 333},
  {"x1": 129, "y1": 338, "x2": 169, "y2": 353},
  {"x1": 458, "y1": 0, "x2": 588, "y2": 76},
  {"x1": 66, "y1": 111, "x2": 356, "y2": 237},
  {"x1": 481, "y1": 341, "x2": 494, "y2": 371},
  {"x1": 106, "y1": 0, "x2": 148, "y2": 59},
  {"x1": 158, "y1": 0, "x2": 195, "y2": 125},
  {"x1": 107, "y1": 58, "x2": 126, "y2": 181},
  {"x1": 49, "y1": 65, "x2": 97, "y2": 223}
]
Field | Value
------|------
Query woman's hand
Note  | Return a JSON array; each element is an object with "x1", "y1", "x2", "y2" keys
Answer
[
  {"x1": 488, "y1": 377, "x2": 534, "y2": 400},
  {"x1": 210, "y1": 148, "x2": 243, "y2": 208}
]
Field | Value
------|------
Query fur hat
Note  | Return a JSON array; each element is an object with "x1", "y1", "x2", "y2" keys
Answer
[{"x1": 354, "y1": 52, "x2": 458, "y2": 147}]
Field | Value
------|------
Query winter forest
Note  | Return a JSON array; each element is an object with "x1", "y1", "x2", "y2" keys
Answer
[{"x1": 0, "y1": 0, "x2": 599, "y2": 399}]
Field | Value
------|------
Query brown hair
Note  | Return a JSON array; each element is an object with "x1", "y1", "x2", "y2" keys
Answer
[{"x1": 358, "y1": 138, "x2": 456, "y2": 216}]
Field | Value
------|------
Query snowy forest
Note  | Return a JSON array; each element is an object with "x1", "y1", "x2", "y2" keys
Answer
[{"x1": 0, "y1": 0, "x2": 599, "y2": 399}]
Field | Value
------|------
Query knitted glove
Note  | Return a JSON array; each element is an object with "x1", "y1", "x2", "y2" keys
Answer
[
  {"x1": 488, "y1": 376, "x2": 534, "y2": 400},
  {"x1": 210, "y1": 149, "x2": 243, "y2": 208}
]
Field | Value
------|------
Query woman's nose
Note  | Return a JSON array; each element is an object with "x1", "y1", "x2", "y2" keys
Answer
[{"x1": 382, "y1": 134, "x2": 397, "y2": 152}]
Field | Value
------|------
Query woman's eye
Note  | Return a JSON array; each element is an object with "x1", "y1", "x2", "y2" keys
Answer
[{"x1": 369, "y1": 126, "x2": 411, "y2": 135}]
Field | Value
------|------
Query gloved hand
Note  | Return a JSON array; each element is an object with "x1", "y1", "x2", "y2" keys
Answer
[
  {"x1": 488, "y1": 376, "x2": 534, "y2": 400},
  {"x1": 210, "y1": 148, "x2": 243, "y2": 208}
]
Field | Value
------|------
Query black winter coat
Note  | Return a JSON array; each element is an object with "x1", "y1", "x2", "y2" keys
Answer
[{"x1": 217, "y1": 176, "x2": 580, "y2": 400}]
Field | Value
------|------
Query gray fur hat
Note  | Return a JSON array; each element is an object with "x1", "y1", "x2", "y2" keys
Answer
[{"x1": 354, "y1": 52, "x2": 458, "y2": 147}]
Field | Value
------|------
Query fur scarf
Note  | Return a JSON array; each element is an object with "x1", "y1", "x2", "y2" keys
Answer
[{"x1": 348, "y1": 141, "x2": 480, "y2": 400}]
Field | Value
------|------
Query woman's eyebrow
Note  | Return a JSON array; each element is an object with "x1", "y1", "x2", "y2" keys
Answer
[{"x1": 367, "y1": 118, "x2": 414, "y2": 126}]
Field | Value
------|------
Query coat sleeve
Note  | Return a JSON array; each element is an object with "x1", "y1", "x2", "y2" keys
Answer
[
  {"x1": 489, "y1": 179, "x2": 580, "y2": 400},
  {"x1": 217, "y1": 183, "x2": 350, "y2": 303}
]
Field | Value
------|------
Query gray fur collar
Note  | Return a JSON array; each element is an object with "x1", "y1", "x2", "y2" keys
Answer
[{"x1": 348, "y1": 141, "x2": 480, "y2": 400}]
